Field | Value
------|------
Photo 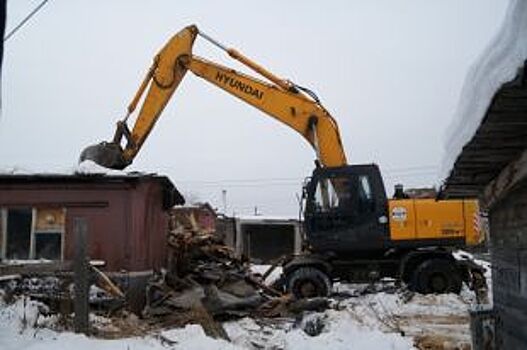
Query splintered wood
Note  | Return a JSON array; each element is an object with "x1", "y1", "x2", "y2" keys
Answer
[{"x1": 140, "y1": 212, "x2": 326, "y2": 337}]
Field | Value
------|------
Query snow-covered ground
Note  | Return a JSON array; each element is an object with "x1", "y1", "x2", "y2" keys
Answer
[
  {"x1": 0, "y1": 297, "x2": 239, "y2": 350},
  {"x1": 0, "y1": 292, "x2": 414, "y2": 350},
  {"x1": 1, "y1": 274, "x2": 490, "y2": 350},
  {"x1": 1, "y1": 252, "x2": 491, "y2": 349},
  {"x1": 224, "y1": 308, "x2": 414, "y2": 350}
]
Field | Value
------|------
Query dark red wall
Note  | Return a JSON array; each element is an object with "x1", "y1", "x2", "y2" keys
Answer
[{"x1": 0, "y1": 176, "x2": 170, "y2": 272}]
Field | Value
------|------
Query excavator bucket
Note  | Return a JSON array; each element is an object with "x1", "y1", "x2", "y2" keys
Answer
[{"x1": 79, "y1": 142, "x2": 130, "y2": 170}]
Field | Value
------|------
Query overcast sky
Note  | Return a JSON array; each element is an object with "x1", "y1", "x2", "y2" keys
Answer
[{"x1": 0, "y1": 0, "x2": 508, "y2": 216}]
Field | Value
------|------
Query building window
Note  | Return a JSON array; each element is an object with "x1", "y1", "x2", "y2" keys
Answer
[
  {"x1": 35, "y1": 232, "x2": 62, "y2": 260},
  {"x1": 1, "y1": 207, "x2": 65, "y2": 261},
  {"x1": 5, "y1": 208, "x2": 32, "y2": 259}
]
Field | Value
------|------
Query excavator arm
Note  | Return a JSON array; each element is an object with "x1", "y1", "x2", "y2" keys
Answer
[{"x1": 80, "y1": 25, "x2": 347, "y2": 170}]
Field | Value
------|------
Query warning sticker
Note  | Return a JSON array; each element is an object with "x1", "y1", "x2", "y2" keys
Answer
[{"x1": 391, "y1": 207, "x2": 407, "y2": 222}]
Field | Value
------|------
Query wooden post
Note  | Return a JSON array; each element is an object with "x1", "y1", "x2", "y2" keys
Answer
[{"x1": 74, "y1": 218, "x2": 89, "y2": 334}]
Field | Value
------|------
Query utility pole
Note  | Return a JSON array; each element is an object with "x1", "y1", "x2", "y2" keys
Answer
[
  {"x1": 221, "y1": 189, "x2": 227, "y2": 214},
  {"x1": 74, "y1": 218, "x2": 89, "y2": 334}
]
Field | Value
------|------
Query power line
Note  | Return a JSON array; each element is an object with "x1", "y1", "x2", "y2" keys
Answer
[
  {"x1": 383, "y1": 165, "x2": 437, "y2": 172},
  {"x1": 176, "y1": 177, "x2": 304, "y2": 185},
  {"x1": 172, "y1": 165, "x2": 440, "y2": 188},
  {"x1": 176, "y1": 170, "x2": 438, "y2": 185},
  {"x1": 384, "y1": 167, "x2": 437, "y2": 175},
  {"x1": 4, "y1": 0, "x2": 50, "y2": 42},
  {"x1": 180, "y1": 182, "x2": 302, "y2": 189}
]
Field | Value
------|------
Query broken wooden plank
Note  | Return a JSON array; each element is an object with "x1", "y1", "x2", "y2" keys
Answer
[{"x1": 190, "y1": 302, "x2": 230, "y2": 341}]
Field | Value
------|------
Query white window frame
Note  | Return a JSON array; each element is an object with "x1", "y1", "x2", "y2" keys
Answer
[
  {"x1": 0, "y1": 208, "x2": 6, "y2": 259},
  {"x1": 0, "y1": 207, "x2": 66, "y2": 261}
]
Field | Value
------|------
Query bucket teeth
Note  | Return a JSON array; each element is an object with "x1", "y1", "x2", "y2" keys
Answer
[{"x1": 79, "y1": 142, "x2": 129, "y2": 170}]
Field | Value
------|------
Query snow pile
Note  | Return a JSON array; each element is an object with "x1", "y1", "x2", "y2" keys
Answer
[
  {"x1": 236, "y1": 215, "x2": 299, "y2": 222},
  {"x1": 0, "y1": 166, "x2": 50, "y2": 175},
  {"x1": 0, "y1": 161, "x2": 130, "y2": 177},
  {"x1": 336, "y1": 288, "x2": 475, "y2": 348},
  {"x1": 282, "y1": 310, "x2": 413, "y2": 350},
  {"x1": 0, "y1": 297, "x2": 240, "y2": 350},
  {"x1": 442, "y1": 0, "x2": 527, "y2": 179},
  {"x1": 453, "y1": 250, "x2": 493, "y2": 303},
  {"x1": 75, "y1": 160, "x2": 128, "y2": 176},
  {"x1": 224, "y1": 311, "x2": 414, "y2": 350}
]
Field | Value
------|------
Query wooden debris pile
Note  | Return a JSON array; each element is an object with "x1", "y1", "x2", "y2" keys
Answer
[
  {"x1": 142, "y1": 212, "x2": 329, "y2": 339},
  {"x1": 0, "y1": 212, "x2": 333, "y2": 340}
]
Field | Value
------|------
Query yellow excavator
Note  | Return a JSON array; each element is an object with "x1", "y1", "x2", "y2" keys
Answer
[{"x1": 81, "y1": 25, "x2": 486, "y2": 298}]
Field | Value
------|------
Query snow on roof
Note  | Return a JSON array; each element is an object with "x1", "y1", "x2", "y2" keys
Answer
[
  {"x1": 0, "y1": 160, "x2": 141, "y2": 177},
  {"x1": 235, "y1": 215, "x2": 300, "y2": 223},
  {"x1": 75, "y1": 160, "x2": 129, "y2": 176},
  {"x1": 441, "y1": 0, "x2": 527, "y2": 179}
]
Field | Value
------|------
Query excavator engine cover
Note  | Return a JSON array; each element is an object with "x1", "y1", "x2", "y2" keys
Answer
[{"x1": 79, "y1": 142, "x2": 129, "y2": 170}]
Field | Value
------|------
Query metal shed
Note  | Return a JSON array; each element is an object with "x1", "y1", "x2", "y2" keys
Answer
[{"x1": 234, "y1": 216, "x2": 302, "y2": 263}]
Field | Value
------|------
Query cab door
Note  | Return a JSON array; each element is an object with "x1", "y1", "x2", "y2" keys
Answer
[
  {"x1": 347, "y1": 172, "x2": 389, "y2": 251},
  {"x1": 304, "y1": 172, "x2": 354, "y2": 250},
  {"x1": 304, "y1": 165, "x2": 389, "y2": 254}
]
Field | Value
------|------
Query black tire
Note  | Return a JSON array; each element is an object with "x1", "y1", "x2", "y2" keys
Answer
[
  {"x1": 410, "y1": 258, "x2": 462, "y2": 294},
  {"x1": 286, "y1": 267, "x2": 332, "y2": 299}
]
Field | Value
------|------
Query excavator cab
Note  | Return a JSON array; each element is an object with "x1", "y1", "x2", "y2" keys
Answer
[{"x1": 303, "y1": 164, "x2": 389, "y2": 255}]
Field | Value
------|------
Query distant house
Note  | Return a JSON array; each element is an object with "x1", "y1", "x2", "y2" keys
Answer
[
  {"x1": 171, "y1": 207, "x2": 301, "y2": 263},
  {"x1": 404, "y1": 187, "x2": 437, "y2": 199},
  {"x1": 171, "y1": 202, "x2": 217, "y2": 234},
  {"x1": 217, "y1": 215, "x2": 302, "y2": 263}
]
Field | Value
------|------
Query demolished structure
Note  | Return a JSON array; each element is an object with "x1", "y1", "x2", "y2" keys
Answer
[
  {"x1": 0, "y1": 173, "x2": 183, "y2": 310},
  {"x1": 0, "y1": 171, "x2": 327, "y2": 337}
]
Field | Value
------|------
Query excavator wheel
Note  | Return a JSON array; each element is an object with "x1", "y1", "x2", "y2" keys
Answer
[
  {"x1": 410, "y1": 258, "x2": 462, "y2": 294},
  {"x1": 286, "y1": 267, "x2": 332, "y2": 299}
]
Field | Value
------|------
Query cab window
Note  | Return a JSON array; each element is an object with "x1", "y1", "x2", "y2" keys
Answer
[
  {"x1": 357, "y1": 175, "x2": 375, "y2": 213},
  {"x1": 314, "y1": 176, "x2": 352, "y2": 212}
]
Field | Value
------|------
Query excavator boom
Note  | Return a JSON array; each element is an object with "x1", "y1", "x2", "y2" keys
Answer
[{"x1": 80, "y1": 25, "x2": 347, "y2": 170}]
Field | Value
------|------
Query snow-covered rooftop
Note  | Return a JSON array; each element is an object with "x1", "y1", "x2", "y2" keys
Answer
[
  {"x1": 0, "y1": 161, "x2": 162, "y2": 179},
  {"x1": 235, "y1": 215, "x2": 300, "y2": 223},
  {"x1": 441, "y1": 0, "x2": 527, "y2": 180}
]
